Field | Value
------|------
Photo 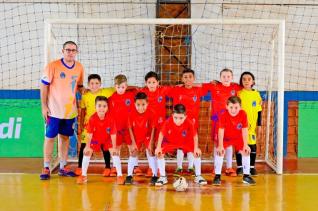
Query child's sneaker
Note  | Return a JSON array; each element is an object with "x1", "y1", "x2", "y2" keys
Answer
[
  {"x1": 173, "y1": 167, "x2": 183, "y2": 176},
  {"x1": 187, "y1": 168, "x2": 195, "y2": 176},
  {"x1": 212, "y1": 175, "x2": 221, "y2": 186},
  {"x1": 146, "y1": 168, "x2": 153, "y2": 177},
  {"x1": 116, "y1": 176, "x2": 125, "y2": 185},
  {"x1": 102, "y1": 168, "x2": 111, "y2": 177},
  {"x1": 58, "y1": 167, "x2": 76, "y2": 177},
  {"x1": 133, "y1": 166, "x2": 144, "y2": 176},
  {"x1": 155, "y1": 176, "x2": 168, "y2": 186},
  {"x1": 110, "y1": 167, "x2": 117, "y2": 177},
  {"x1": 243, "y1": 175, "x2": 256, "y2": 185},
  {"x1": 250, "y1": 168, "x2": 258, "y2": 176},
  {"x1": 225, "y1": 168, "x2": 237, "y2": 177},
  {"x1": 194, "y1": 175, "x2": 207, "y2": 185},
  {"x1": 150, "y1": 176, "x2": 158, "y2": 185},
  {"x1": 236, "y1": 167, "x2": 243, "y2": 176},
  {"x1": 125, "y1": 176, "x2": 133, "y2": 185},
  {"x1": 75, "y1": 168, "x2": 82, "y2": 176},
  {"x1": 77, "y1": 175, "x2": 88, "y2": 184},
  {"x1": 40, "y1": 167, "x2": 50, "y2": 180}
]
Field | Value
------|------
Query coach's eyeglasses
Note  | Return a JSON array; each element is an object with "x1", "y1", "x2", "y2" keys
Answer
[{"x1": 64, "y1": 49, "x2": 77, "y2": 53}]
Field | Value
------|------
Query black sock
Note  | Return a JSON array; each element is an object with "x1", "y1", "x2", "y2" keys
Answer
[
  {"x1": 102, "y1": 148, "x2": 111, "y2": 169},
  {"x1": 78, "y1": 143, "x2": 86, "y2": 168},
  {"x1": 236, "y1": 152, "x2": 242, "y2": 168},
  {"x1": 243, "y1": 174, "x2": 249, "y2": 177},
  {"x1": 249, "y1": 144, "x2": 257, "y2": 167}
]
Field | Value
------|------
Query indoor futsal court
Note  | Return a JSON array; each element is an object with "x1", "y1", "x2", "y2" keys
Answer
[{"x1": 1, "y1": 1, "x2": 318, "y2": 210}]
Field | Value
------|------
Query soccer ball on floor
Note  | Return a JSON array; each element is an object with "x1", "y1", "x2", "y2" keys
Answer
[{"x1": 173, "y1": 176, "x2": 188, "y2": 192}]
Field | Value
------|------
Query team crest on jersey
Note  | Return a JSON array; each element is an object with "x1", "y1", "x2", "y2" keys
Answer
[
  {"x1": 60, "y1": 72, "x2": 66, "y2": 79},
  {"x1": 252, "y1": 135, "x2": 256, "y2": 140},
  {"x1": 106, "y1": 127, "x2": 111, "y2": 134},
  {"x1": 158, "y1": 96, "x2": 163, "y2": 103},
  {"x1": 125, "y1": 99, "x2": 131, "y2": 106},
  {"x1": 182, "y1": 130, "x2": 187, "y2": 137},
  {"x1": 237, "y1": 123, "x2": 242, "y2": 129},
  {"x1": 252, "y1": 101, "x2": 257, "y2": 107},
  {"x1": 193, "y1": 95, "x2": 197, "y2": 102},
  {"x1": 231, "y1": 90, "x2": 235, "y2": 95}
]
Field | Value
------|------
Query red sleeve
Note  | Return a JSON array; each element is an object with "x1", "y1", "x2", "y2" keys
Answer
[
  {"x1": 218, "y1": 113, "x2": 226, "y2": 129},
  {"x1": 127, "y1": 114, "x2": 133, "y2": 129},
  {"x1": 188, "y1": 119, "x2": 197, "y2": 137},
  {"x1": 86, "y1": 116, "x2": 95, "y2": 134},
  {"x1": 109, "y1": 118, "x2": 117, "y2": 135},
  {"x1": 241, "y1": 111, "x2": 248, "y2": 128},
  {"x1": 160, "y1": 120, "x2": 169, "y2": 136}
]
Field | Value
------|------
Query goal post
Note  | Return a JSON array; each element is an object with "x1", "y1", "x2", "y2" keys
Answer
[{"x1": 44, "y1": 18, "x2": 285, "y2": 174}]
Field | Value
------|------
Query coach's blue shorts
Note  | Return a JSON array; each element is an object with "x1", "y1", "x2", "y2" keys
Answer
[{"x1": 45, "y1": 116, "x2": 75, "y2": 139}]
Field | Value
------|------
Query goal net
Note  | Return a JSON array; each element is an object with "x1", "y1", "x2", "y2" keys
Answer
[{"x1": 44, "y1": 18, "x2": 284, "y2": 174}]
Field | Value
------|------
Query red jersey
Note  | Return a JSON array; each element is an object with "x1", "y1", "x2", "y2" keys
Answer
[
  {"x1": 108, "y1": 91, "x2": 135, "y2": 131},
  {"x1": 128, "y1": 109, "x2": 155, "y2": 143},
  {"x1": 141, "y1": 86, "x2": 172, "y2": 126},
  {"x1": 86, "y1": 112, "x2": 116, "y2": 143},
  {"x1": 203, "y1": 83, "x2": 241, "y2": 118},
  {"x1": 160, "y1": 117, "x2": 197, "y2": 147},
  {"x1": 218, "y1": 110, "x2": 248, "y2": 143},
  {"x1": 171, "y1": 86, "x2": 205, "y2": 128}
]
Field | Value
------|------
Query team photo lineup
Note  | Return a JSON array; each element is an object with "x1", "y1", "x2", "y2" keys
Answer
[{"x1": 40, "y1": 40, "x2": 262, "y2": 188}]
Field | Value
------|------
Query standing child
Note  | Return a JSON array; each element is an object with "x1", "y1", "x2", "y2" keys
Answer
[
  {"x1": 236, "y1": 72, "x2": 262, "y2": 176},
  {"x1": 77, "y1": 96, "x2": 116, "y2": 184},
  {"x1": 76, "y1": 74, "x2": 115, "y2": 177},
  {"x1": 212, "y1": 96, "x2": 255, "y2": 185},
  {"x1": 155, "y1": 104, "x2": 207, "y2": 186},
  {"x1": 203, "y1": 68, "x2": 241, "y2": 176},
  {"x1": 108, "y1": 74, "x2": 137, "y2": 184},
  {"x1": 126, "y1": 92, "x2": 157, "y2": 185}
]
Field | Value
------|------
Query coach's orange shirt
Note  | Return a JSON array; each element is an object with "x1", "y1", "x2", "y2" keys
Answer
[{"x1": 41, "y1": 58, "x2": 84, "y2": 119}]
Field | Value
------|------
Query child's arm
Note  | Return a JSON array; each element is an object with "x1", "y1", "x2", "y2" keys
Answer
[
  {"x1": 242, "y1": 127, "x2": 251, "y2": 155},
  {"x1": 128, "y1": 127, "x2": 137, "y2": 152},
  {"x1": 155, "y1": 132, "x2": 164, "y2": 156},
  {"x1": 83, "y1": 133, "x2": 93, "y2": 154},
  {"x1": 148, "y1": 127, "x2": 155, "y2": 155},
  {"x1": 217, "y1": 128, "x2": 225, "y2": 156},
  {"x1": 193, "y1": 133, "x2": 202, "y2": 157}
]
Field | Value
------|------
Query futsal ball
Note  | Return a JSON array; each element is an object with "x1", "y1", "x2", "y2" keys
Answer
[{"x1": 173, "y1": 176, "x2": 188, "y2": 192}]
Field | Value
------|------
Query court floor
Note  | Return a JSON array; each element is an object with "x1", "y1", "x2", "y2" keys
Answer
[{"x1": 0, "y1": 173, "x2": 318, "y2": 211}]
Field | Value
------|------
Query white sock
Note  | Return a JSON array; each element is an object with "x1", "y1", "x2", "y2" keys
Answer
[
  {"x1": 225, "y1": 146, "x2": 233, "y2": 169},
  {"x1": 176, "y1": 149, "x2": 184, "y2": 169},
  {"x1": 242, "y1": 155, "x2": 250, "y2": 175},
  {"x1": 134, "y1": 157, "x2": 139, "y2": 167},
  {"x1": 214, "y1": 155, "x2": 224, "y2": 175},
  {"x1": 112, "y1": 156, "x2": 122, "y2": 176},
  {"x1": 147, "y1": 150, "x2": 157, "y2": 176},
  {"x1": 82, "y1": 155, "x2": 90, "y2": 176},
  {"x1": 194, "y1": 157, "x2": 201, "y2": 176},
  {"x1": 157, "y1": 158, "x2": 166, "y2": 177},
  {"x1": 128, "y1": 156, "x2": 137, "y2": 176},
  {"x1": 187, "y1": 152, "x2": 194, "y2": 169}
]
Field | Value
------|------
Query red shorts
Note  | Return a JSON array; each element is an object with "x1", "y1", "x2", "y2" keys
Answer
[
  {"x1": 162, "y1": 143, "x2": 194, "y2": 154},
  {"x1": 116, "y1": 129, "x2": 132, "y2": 146},
  {"x1": 211, "y1": 119, "x2": 219, "y2": 143},
  {"x1": 90, "y1": 140, "x2": 112, "y2": 152},
  {"x1": 135, "y1": 137, "x2": 151, "y2": 150},
  {"x1": 222, "y1": 139, "x2": 243, "y2": 152}
]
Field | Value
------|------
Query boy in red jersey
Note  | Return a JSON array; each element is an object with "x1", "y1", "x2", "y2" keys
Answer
[
  {"x1": 203, "y1": 68, "x2": 242, "y2": 176},
  {"x1": 155, "y1": 104, "x2": 207, "y2": 186},
  {"x1": 212, "y1": 96, "x2": 255, "y2": 185},
  {"x1": 125, "y1": 92, "x2": 157, "y2": 185},
  {"x1": 108, "y1": 74, "x2": 138, "y2": 184},
  {"x1": 77, "y1": 96, "x2": 116, "y2": 184},
  {"x1": 171, "y1": 69, "x2": 206, "y2": 175}
]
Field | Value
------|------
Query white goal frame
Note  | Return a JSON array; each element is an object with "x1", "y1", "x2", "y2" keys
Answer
[{"x1": 44, "y1": 18, "x2": 285, "y2": 174}]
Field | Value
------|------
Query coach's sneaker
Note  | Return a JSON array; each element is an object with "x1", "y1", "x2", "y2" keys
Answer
[
  {"x1": 174, "y1": 168, "x2": 183, "y2": 176},
  {"x1": 236, "y1": 167, "x2": 243, "y2": 176},
  {"x1": 40, "y1": 167, "x2": 50, "y2": 180},
  {"x1": 77, "y1": 175, "x2": 88, "y2": 184},
  {"x1": 194, "y1": 175, "x2": 207, "y2": 185},
  {"x1": 250, "y1": 168, "x2": 258, "y2": 176},
  {"x1": 116, "y1": 176, "x2": 125, "y2": 185},
  {"x1": 225, "y1": 168, "x2": 237, "y2": 177},
  {"x1": 146, "y1": 168, "x2": 153, "y2": 177},
  {"x1": 75, "y1": 168, "x2": 82, "y2": 176},
  {"x1": 150, "y1": 176, "x2": 158, "y2": 185},
  {"x1": 110, "y1": 167, "x2": 117, "y2": 177},
  {"x1": 133, "y1": 166, "x2": 144, "y2": 176},
  {"x1": 155, "y1": 176, "x2": 168, "y2": 186},
  {"x1": 102, "y1": 168, "x2": 111, "y2": 177},
  {"x1": 243, "y1": 175, "x2": 256, "y2": 185},
  {"x1": 212, "y1": 175, "x2": 221, "y2": 186},
  {"x1": 58, "y1": 167, "x2": 76, "y2": 177},
  {"x1": 187, "y1": 168, "x2": 195, "y2": 176},
  {"x1": 125, "y1": 176, "x2": 133, "y2": 185}
]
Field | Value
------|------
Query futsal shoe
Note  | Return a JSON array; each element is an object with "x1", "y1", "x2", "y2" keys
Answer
[
  {"x1": 77, "y1": 175, "x2": 88, "y2": 184},
  {"x1": 250, "y1": 168, "x2": 258, "y2": 176},
  {"x1": 150, "y1": 176, "x2": 158, "y2": 185},
  {"x1": 102, "y1": 168, "x2": 111, "y2": 177},
  {"x1": 110, "y1": 167, "x2": 117, "y2": 177},
  {"x1": 133, "y1": 166, "x2": 144, "y2": 176},
  {"x1": 75, "y1": 168, "x2": 82, "y2": 176},
  {"x1": 40, "y1": 167, "x2": 50, "y2": 180},
  {"x1": 125, "y1": 176, "x2": 133, "y2": 185},
  {"x1": 116, "y1": 176, "x2": 125, "y2": 185},
  {"x1": 173, "y1": 167, "x2": 183, "y2": 176},
  {"x1": 194, "y1": 175, "x2": 207, "y2": 185},
  {"x1": 243, "y1": 175, "x2": 256, "y2": 185},
  {"x1": 155, "y1": 176, "x2": 168, "y2": 186},
  {"x1": 225, "y1": 168, "x2": 237, "y2": 177},
  {"x1": 212, "y1": 175, "x2": 221, "y2": 186},
  {"x1": 187, "y1": 167, "x2": 195, "y2": 176},
  {"x1": 58, "y1": 167, "x2": 76, "y2": 177}
]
